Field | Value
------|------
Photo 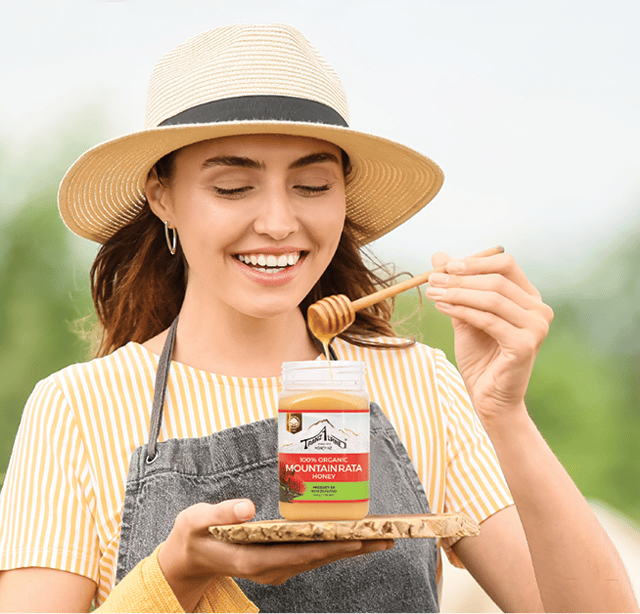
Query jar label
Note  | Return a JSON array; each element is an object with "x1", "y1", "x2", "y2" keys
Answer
[{"x1": 278, "y1": 410, "x2": 369, "y2": 503}]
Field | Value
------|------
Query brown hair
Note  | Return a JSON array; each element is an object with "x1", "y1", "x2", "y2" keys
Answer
[{"x1": 90, "y1": 150, "x2": 413, "y2": 357}]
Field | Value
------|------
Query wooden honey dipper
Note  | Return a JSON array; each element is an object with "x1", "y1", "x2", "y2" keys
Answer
[{"x1": 308, "y1": 245, "x2": 505, "y2": 346}]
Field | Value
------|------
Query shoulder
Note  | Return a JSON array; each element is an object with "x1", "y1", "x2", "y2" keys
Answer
[
  {"x1": 332, "y1": 336, "x2": 469, "y2": 407},
  {"x1": 332, "y1": 336, "x2": 452, "y2": 375},
  {"x1": 31, "y1": 342, "x2": 155, "y2": 412},
  {"x1": 49, "y1": 341, "x2": 150, "y2": 382}
]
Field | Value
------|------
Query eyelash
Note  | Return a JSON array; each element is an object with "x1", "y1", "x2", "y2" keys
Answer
[
  {"x1": 214, "y1": 186, "x2": 251, "y2": 196},
  {"x1": 212, "y1": 184, "x2": 331, "y2": 197},
  {"x1": 295, "y1": 184, "x2": 331, "y2": 194}
]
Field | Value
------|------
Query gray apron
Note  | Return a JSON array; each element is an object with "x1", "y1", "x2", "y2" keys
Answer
[{"x1": 116, "y1": 318, "x2": 439, "y2": 612}]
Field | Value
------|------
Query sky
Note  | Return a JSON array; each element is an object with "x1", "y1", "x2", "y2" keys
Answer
[{"x1": 1, "y1": 0, "x2": 639, "y2": 290}]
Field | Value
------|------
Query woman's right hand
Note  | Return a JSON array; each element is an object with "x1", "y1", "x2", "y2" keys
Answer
[{"x1": 158, "y1": 499, "x2": 393, "y2": 612}]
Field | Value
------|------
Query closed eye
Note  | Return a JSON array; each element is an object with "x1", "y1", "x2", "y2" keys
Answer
[
  {"x1": 295, "y1": 184, "x2": 331, "y2": 195},
  {"x1": 213, "y1": 186, "x2": 253, "y2": 198}
]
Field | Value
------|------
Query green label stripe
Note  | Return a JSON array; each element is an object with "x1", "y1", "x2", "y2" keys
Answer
[{"x1": 294, "y1": 481, "x2": 369, "y2": 502}]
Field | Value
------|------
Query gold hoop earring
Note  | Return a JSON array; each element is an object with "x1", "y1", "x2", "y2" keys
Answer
[{"x1": 164, "y1": 221, "x2": 177, "y2": 255}]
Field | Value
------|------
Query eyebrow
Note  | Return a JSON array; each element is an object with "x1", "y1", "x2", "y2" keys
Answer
[
  {"x1": 200, "y1": 152, "x2": 341, "y2": 171},
  {"x1": 288, "y1": 152, "x2": 341, "y2": 170},
  {"x1": 201, "y1": 156, "x2": 264, "y2": 170}
]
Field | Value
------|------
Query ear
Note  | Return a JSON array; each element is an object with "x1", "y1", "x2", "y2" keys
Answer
[{"x1": 145, "y1": 167, "x2": 174, "y2": 224}]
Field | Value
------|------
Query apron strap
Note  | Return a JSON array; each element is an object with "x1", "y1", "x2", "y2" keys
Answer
[
  {"x1": 145, "y1": 315, "x2": 337, "y2": 464},
  {"x1": 146, "y1": 316, "x2": 179, "y2": 464}
]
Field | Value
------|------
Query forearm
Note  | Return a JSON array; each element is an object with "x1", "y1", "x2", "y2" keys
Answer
[{"x1": 485, "y1": 405, "x2": 638, "y2": 612}]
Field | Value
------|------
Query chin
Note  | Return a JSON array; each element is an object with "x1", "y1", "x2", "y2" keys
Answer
[{"x1": 237, "y1": 299, "x2": 304, "y2": 322}]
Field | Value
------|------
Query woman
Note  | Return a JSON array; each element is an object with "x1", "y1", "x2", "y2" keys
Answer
[{"x1": 0, "y1": 24, "x2": 636, "y2": 613}]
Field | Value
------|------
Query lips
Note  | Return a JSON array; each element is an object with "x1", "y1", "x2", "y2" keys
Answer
[{"x1": 234, "y1": 251, "x2": 305, "y2": 274}]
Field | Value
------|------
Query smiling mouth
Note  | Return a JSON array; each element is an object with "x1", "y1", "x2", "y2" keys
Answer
[{"x1": 234, "y1": 251, "x2": 305, "y2": 274}]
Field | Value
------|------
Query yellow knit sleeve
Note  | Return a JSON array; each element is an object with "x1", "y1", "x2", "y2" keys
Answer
[{"x1": 96, "y1": 544, "x2": 258, "y2": 613}]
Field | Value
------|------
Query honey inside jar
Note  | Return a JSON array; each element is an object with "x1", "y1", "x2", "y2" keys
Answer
[{"x1": 278, "y1": 362, "x2": 370, "y2": 521}]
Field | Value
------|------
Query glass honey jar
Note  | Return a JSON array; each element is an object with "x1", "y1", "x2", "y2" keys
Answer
[{"x1": 278, "y1": 361, "x2": 370, "y2": 520}]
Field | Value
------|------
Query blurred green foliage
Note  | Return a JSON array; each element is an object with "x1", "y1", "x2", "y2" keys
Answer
[
  {"x1": 0, "y1": 188, "x2": 94, "y2": 474},
  {"x1": 0, "y1": 139, "x2": 638, "y2": 526}
]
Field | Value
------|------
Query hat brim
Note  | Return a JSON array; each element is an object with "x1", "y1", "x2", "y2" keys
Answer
[{"x1": 58, "y1": 120, "x2": 444, "y2": 245}]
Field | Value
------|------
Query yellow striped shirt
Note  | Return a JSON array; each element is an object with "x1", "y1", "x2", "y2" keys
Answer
[{"x1": 0, "y1": 338, "x2": 512, "y2": 606}]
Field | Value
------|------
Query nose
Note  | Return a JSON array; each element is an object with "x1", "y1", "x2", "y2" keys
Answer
[{"x1": 252, "y1": 188, "x2": 299, "y2": 241}]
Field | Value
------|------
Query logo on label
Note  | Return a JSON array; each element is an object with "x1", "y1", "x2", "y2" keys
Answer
[
  {"x1": 301, "y1": 424, "x2": 346, "y2": 449},
  {"x1": 286, "y1": 412, "x2": 302, "y2": 434}
]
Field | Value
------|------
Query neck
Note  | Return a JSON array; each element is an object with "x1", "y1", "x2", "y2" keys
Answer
[{"x1": 149, "y1": 297, "x2": 320, "y2": 378}]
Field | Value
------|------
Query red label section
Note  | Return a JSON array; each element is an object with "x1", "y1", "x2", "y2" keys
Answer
[
  {"x1": 277, "y1": 409, "x2": 369, "y2": 413},
  {"x1": 278, "y1": 452, "x2": 369, "y2": 482}
]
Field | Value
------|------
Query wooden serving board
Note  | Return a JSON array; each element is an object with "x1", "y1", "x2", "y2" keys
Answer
[{"x1": 209, "y1": 513, "x2": 479, "y2": 544}]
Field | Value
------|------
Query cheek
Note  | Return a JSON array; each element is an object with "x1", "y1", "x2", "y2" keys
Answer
[
  {"x1": 328, "y1": 217, "x2": 346, "y2": 252},
  {"x1": 312, "y1": 191, "x2": 346, "y2": 239},
  {"x1": 325, "y1": 199, "x2": 347, "y2": 250},
  {"x1": 177, "y1": 202, "x2": 249, "y2": 252}
]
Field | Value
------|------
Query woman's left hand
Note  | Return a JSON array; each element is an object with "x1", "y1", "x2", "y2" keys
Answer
[{"x1": 425, "y1": 250, "x2": 554, "y2": 425}]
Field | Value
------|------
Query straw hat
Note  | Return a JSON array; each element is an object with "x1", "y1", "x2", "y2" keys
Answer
[{"x1": 58, "y1": 24, "x2": 444, "y2": 245}]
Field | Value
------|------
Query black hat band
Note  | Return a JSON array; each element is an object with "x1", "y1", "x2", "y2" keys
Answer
[{"x1": 159, "y1": 95, "x2": 349, "y2": 128}]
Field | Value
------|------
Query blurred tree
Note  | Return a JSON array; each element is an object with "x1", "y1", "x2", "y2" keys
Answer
[
  {"x1": 526, "y1": 306, "x2": 640, "y2": 521},
  {"x1": 0, "y1": 109, "x2": 106, "y2": 486},
  {"x1": 0, "y1": 191, "x2": 94, "y2": 483},
  {"x1": 538, "y1": 231, "x2": 640, "y2": 521}
]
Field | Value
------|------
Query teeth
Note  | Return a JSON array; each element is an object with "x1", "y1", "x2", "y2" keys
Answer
[
  {"x1": 237, "y1": 252, "x2": 302, "y2": 270},
  {"x1": 253, "y1": 267, "x2": 278, "y2": 274}
]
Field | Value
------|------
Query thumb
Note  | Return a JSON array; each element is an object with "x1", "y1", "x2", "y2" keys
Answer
[
  {"x1": 431, "y1": 251, "x2": 452, "y2": 270},
  {"x1": 232, "y1": 499, "x2": 256, "y2": 523},
  {"x1": 190, "y1": 499, "x2": 256, "y2": 527}
]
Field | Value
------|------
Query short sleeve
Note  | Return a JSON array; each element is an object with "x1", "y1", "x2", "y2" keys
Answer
[
  {"x1": 0, "y1": 376, "x2": 100, "y2": 582},
  {"x1": 434, "y1": 351, "x2": 513, "y2": 566}
]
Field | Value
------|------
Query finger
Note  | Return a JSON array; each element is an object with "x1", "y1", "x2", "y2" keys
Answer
[
  {"x1": 206, "y1": 499, "x2": 256, "y2": 524},
  {"x1": 428, "y1": 285, "x2": 524, "y2": 329},
  {"x1": 232, "y1": 500, "x2": 256, "y2": 522},
  {"x1": 235, "y1": 539, "x2": 393, "y2": 584},
  {"x1": 426, "y1": 267, "x2": 552, "y2": 344},
  {"x1": 239, "y1": 538, "x2": 365, "y2": 570},
  {"x1": 433, "y1": 299, "x2": 549, "y2": 354},
  {"x1": 444, "y1": 252, "x2": 541, "y2": 298},
  {"x1": 431, "y1": 251, "x2": 452, "y2": 270},
  {"x1": 178, "y1": 499, "x2": 256, "y2": 535},
  {"x1": 427, "y1": 272, "x2": 550, "y2": 320},
  {"x1": 431, "y1": 288, "x2": 551, "y2": 339}
]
